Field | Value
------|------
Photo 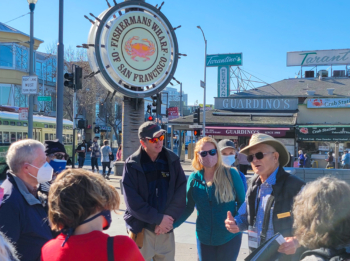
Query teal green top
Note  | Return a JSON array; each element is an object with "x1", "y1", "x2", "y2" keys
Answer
[{"x1": 174, "y1": 167, "x2": 245, "y2": 246}]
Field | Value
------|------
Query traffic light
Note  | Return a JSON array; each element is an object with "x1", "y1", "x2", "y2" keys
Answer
[
  {"x1": 94, "y1": 126, "x2": 100, "y2": 134},
  {"x1": 75, "y1": 67, "x2": 82, "y2": 90},
  {"x1": 193, "y1": 108, "x2": 200, "y2": 124},
  {"x1": 147, "y1": 116, "x2": 154, "y2": 121},
  {"x1": 147, "y1": 104, "x2": 152, "y2": 114},
  {"x1": 194, "y1": 129, "x2": 201, "y2": 137},
  {"x1": 151, "y1": 94, "x2": 161, "y2": 115},
  {"x1": 64, "y1": 72, "x2": 74, "y2": 89},
  {"x1": 78, "y1": 120, "x2": 85, "y2": 129}
]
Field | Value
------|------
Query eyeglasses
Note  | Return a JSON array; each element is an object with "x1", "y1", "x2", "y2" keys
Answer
[
  {"x1": 147, "y1": 135, "x2": 165, "y2": 144},
  {"x1": 198, "y1": 149, "x2": 217, "y2": 157},
  {"x1": 247, "y1": 151, "x2": 275, "y2": 163},
  {"x1": 50, "y1": 153, "x2": 68, "y2": 160}
]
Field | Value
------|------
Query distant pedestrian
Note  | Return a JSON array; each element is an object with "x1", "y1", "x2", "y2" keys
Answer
[
  {"x1": 122, "y1": 121, "x2": 187, "y2": 261},
  {"x1": 326, "y1": 151, "x2": 334, "y2": 169},
  {"x1": 175, "y1": 137, "x2": 245, "y2": 261},
  {"x1": 304, "y1": 153, "x2": 311, "y2": 168},
  {"x1": 76, "y1": 140, "x2": 87, "y2": 168},
  {"x1": 341, "y1": 150, "x2": 350, "y2": 169},
  {"x1": 217, "y1": 139, "x2": 247, "y2": 192},
  {"x1": 89, "y1": 137, "x2": 100, "y2": 173},
  {"x1": 237, "y1": 144, "x2": 250, "y2": 175},
  {"x1": 0, "y1": 139, "x2": 53, "y2": 261},
  {"x1": 101, "y1": 140, "x2": 112, "y2": 179},
  {"x1": 298, "y1": 150, "x2": 305, "y2": 168},
  {"x1": 116, "y1": 145, "x2": 122, "y2": 161},
  {"x1": 294, "y1": 177, "x2": 350, "y2": 261},
  {"x1": 41, "y1": 168, "x2": 144, "y2": 261}
]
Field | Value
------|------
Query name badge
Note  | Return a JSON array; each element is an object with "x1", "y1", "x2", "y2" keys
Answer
[
  {"x1": 248, "y1": 225, "x2": 258, "y2": 249},
  {"x1": 277, "y1": 212, "x2": 291, "y2": 219}
]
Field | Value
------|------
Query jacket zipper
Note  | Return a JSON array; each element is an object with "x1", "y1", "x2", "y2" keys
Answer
[{"x1": 204, "y1": 181, "x2": 213, "y2": 245}]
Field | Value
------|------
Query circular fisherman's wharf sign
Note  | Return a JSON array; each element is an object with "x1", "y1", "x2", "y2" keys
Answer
[
  {"x1": 87, "y1": 1, "x2": 179, "y2": 98},
  {"x1": 107, "y1": 12, "x2": 172, "y2": 87}
]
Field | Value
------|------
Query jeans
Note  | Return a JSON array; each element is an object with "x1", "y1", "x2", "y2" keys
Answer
[
  {"x1": 78, "y1": 156, "x2": 85, "y2": 168},
  {"x1": 102, "y1": 162, "x2": 111, "y2": 176},
  {"x1": 196, "y1": 234, "x2": 242, "y2": 261},
  {"x1": 91, "y1": 157, "x2": 99, "y2": 171}
]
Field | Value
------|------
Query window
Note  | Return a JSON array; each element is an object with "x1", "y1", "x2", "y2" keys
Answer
[
  {"x1": 44, "y1": 124, "x2": 48, "y2": 128},
  {"x1": 0, "y1": 86, "x2": 11, "y2": 106},
  {"x1": 23, "y1": 123, "x2": 27, "y2": 127},
  {"x1": 0, "y1": 44, "x2": 14, "y2": 68},
  {"x1": 49, "y1": 125, "x2": 53, "y2": 128},
  {"x1": 0, "y1": 121, "x2": 2, "y2": 125},
  {"x1": 49, "y1": 134, "x2": 53, "y2": 140},
  {"x1": 0, "y1": 132, "x2": 2, "y2": 143},
  {"x1": 45, "y1": 133, "x2": 49, "y2": 140},
  {"x1": 70, "y1": 135, "x2": 73, "y2": 144},
  {"x1": 10, "y1": 132, "x2": 16, "y2": 143},
  {"x1": 17, "y1": 122, "x2": 21, "y2": 126},
  {"x1": 3, "y1": 132, "x2": 9, "y2": 143},
  {"x1": 3, "y1": 121, "x2": 9, "y2": 125},
  {"x1": 23, "y1": 132, "x2": 28, "y2": 139},
  {"x1": 36, "y1": 61, "x2": 42, "y2": 79},
  {"x1": 10, "y1": 122, "x2": 15, "y2": 126},
  {"x1": 15, "y1": 45, "x2": 28, "y2": 71},
  {"x1": 17, "y1": 132, "x2": 22, "y2": 141}
]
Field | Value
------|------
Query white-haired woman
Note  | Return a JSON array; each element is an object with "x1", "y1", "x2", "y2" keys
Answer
[
  {"x1": 174, "y1": 137, "x2": 245, "y2": 261},
  {"x1": 0, "y1": 232, "x2": 19, "y2": 261},
  {"x1": 298, "y1": 150, "x2": 305, "y2": 168},
  {"x1": 294, "y1": 177, "x2": 350, "y2": 260}
]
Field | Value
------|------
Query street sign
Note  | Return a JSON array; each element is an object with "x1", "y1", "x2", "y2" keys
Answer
[
  {"x1": 206, "y1": 53, "x2": 243, "y2": 67},
  {"x1": 189, "y1": 125, "x2": 203, "y2": 128},
  {"x1": 37, "y1": 96, "x2": 52, "y2": 102},
  {"x1": 19, "y1": 107, "x2": 28, "y2": 120},
  {"x1": 22, "y1": 76, "x2": 38, "y2": 94},
  {"x1": 200, "y1": 80, "x2": 205, "y2": 88}
]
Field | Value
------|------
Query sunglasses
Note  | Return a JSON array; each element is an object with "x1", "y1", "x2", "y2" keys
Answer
[
  {"x1": 198, "y1": 149, "x2": 217, "y2": 157},
  {"x1": 147, "y1": 135, "x2": 165, "y2": 144},
  {"x1": 247, "y1": 151, "x2": 275, "y2": 163}
]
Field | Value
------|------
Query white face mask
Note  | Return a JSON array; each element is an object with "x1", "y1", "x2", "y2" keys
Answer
[
  {"x1": 27, "y1": 162, "x2": 53, "y2": 183},
  {"x1": 222, "y1": 155, "x2": 236, "y2": 166}
]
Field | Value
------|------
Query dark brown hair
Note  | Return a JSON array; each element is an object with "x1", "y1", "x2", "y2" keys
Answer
[
  {"x1": 48, "y1": 168, "x2": 119, "y2": 231},
  {"x1": 103, "y1": 140, "x2": 109, "y2": 146}
]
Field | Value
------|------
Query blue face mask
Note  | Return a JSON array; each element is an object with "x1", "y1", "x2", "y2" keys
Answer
[{"x1": 49, "y1": 159, "x2": 67, "y2": 174}]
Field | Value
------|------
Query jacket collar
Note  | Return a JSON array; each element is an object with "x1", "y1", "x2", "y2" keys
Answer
[
  {"x1": 127, "y1": 146, "x2": 179, "y2": 171},
  {"x1": 8, "y1": 172, "x2": 41, "y2": 206}
]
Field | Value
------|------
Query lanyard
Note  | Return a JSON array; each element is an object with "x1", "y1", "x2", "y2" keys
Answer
[{"x1": 253, "y1": 185, "x2": 261, "y2": 226}]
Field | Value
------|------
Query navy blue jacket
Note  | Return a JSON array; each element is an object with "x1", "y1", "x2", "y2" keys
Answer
[
  {"x1": 0, "y1": 173, "x2": 52, "y2": 261},
  {"x1": 122, "y1": 147, "x2": 187, "y2": 233}
]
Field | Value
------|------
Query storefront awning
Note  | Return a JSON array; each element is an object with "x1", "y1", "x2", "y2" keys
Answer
[
  {"x1": 205, "y1": 127, "x2": 290, "y2": 137},
  {"x1": 297, "y1": 126, "x2": 350, "y2": 141}
]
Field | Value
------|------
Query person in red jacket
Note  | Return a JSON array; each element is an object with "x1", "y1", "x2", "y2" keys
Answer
[{"x1": 41, "y1": 168, "x2": 144, "y2": 261}]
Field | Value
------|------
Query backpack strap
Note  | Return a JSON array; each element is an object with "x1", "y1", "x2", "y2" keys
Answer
[
  {"x1": 300, "y1": 248, "x2": 349, "y2": 261},
  {"x1": 107, "y1": 237, "x2": 114, "y2": 261}
]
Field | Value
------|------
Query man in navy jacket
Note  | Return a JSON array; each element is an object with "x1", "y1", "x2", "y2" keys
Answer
[
  {"x1": 0, "y1": 139, "x2": 53, "y2": 261},
  {"x1": 122, "y1": 122, "x2": 187, "y2": 261}
]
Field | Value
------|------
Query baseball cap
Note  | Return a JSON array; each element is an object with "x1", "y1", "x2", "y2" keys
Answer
[
  {"x1": 217, "y1": 139, "x2": 236, "y2": 152},
  {"x1": 138, "y1": 122, "x2": 166, "y2": 139}
]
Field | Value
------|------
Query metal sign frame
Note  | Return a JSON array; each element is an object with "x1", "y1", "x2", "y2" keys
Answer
[{"x1": 88, "y1": 1, "x2": 179, "y2": 98}]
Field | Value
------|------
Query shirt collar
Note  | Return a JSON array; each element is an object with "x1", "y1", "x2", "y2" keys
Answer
[
  {"x1": 10, "y1": 173, "x2": 41, "y2": 206},
  {"x1": 262, "y1": 166, "x2": 279, "y2": 186}
]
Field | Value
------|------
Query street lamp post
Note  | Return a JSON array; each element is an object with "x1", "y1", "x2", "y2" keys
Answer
[
  {"x1": 197, "y1": 26, "x2": 207, "y2": 136},
  {"x1": 27, "y1": 0, "x2": 38, "y2": 139}
]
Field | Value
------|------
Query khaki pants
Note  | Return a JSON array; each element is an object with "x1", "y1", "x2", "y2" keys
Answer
[{"x1": 140, "y1": 229, "x2": 175, "y2": 261}]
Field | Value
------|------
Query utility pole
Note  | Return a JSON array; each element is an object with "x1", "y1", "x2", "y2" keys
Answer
[
  {"x1": 27, "y1": 0, "x2": 36, "y2": 139},
  {"x1": 180, "y1": 82, "x2": 183, "y2": 117},
  {"x1": 197, "y1": 26, "x2": 207, "y2": 136},
  {"x1": 56, "y1": 0, "x2": 64, "y2": 142}
]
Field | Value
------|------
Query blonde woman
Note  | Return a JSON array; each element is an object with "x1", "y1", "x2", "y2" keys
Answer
[{"x1": 174, "y1": 137, "x2": 245, "y2": 261}]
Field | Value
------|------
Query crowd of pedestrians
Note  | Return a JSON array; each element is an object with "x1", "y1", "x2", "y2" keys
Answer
[{"x1": 1, "y1": 121, "x2": 350, "y2": 261}]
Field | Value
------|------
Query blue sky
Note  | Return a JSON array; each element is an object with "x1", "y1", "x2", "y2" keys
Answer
[{"x1": 2, "y1": 0, "x2": 350, "y2": 105}]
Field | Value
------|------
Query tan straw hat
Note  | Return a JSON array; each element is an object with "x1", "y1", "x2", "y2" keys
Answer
[{"x1": 240, "y1": 133, "x2": 290, "y2": 167}]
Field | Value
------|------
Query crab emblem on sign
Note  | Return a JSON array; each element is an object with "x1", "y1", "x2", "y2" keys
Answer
[{"x1": 125, "y1": 36, "x2": 156, "y2": 62}]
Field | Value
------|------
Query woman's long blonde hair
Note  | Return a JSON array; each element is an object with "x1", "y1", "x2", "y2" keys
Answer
[{"x1": 192, "y1": 137, "x2": 234, "y2": 204}]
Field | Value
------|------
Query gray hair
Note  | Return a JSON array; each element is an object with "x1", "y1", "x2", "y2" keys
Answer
[
  {"x1": 293, "y1": 177, "x2": 350, "y2": 249},
  {"x1": 6, "y1": 139, "x2": 45, "y2": 174},
  {"x1": 0, "y1": 232, "x2": 19, "y2": 261}
]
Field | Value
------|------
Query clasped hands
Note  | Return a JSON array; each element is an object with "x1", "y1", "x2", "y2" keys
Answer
[{"x1": 154, "y1": 215, "x2": 174, "y2": 235}]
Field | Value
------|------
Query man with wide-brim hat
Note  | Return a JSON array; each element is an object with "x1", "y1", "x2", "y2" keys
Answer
[{"x1": 225, "y1": 133, "x2": 305, "y2": 261}]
